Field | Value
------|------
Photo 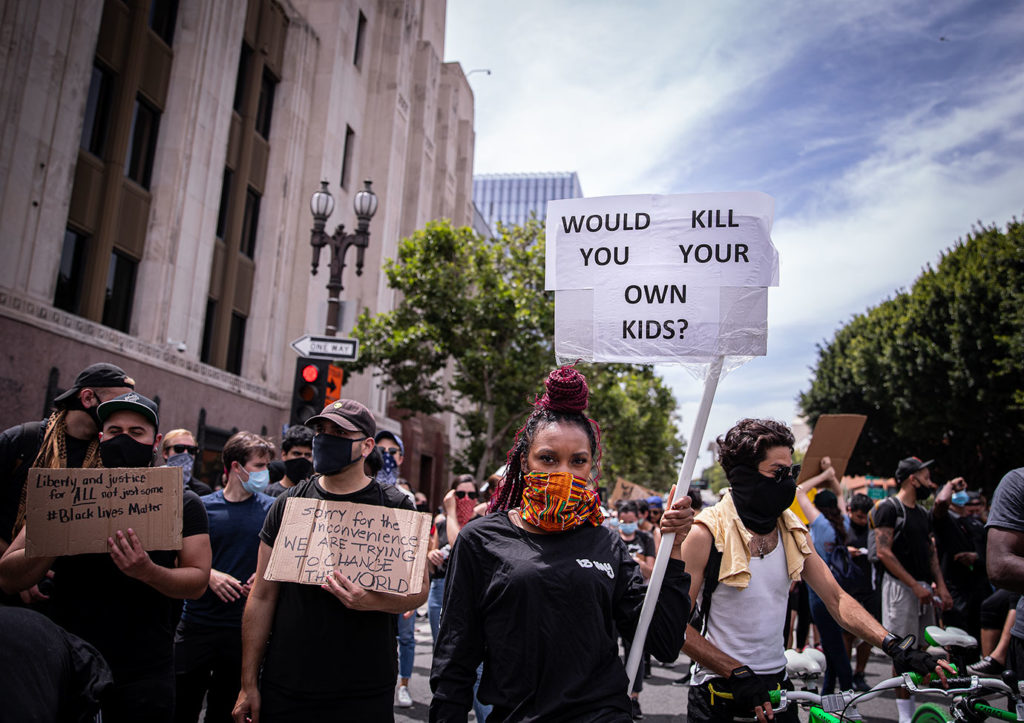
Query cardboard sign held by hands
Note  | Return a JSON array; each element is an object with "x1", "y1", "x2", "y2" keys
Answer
[
  {"x1": 265, "y1": 498, "x2": 431, "y2": 594},
  {"x1": 26, "y1": 467, "x2": 183, "y2": 557}
]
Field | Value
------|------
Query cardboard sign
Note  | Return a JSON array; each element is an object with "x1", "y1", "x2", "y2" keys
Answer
[
  {"x1": 790, "y1": 414, "x2": 868, "y2": 523},
  {"x1": 265, "y1": 498, "x2": 431, "y2": 594},
  {"x1": 608, "y1": 477, "x2": 660, "y2": 505},
  {"x1": 26, "y1": 467, "x2": 183, "y2": 557},
  {"x1": 546, "y1": 192, "x2": 778, "y2": 363}
]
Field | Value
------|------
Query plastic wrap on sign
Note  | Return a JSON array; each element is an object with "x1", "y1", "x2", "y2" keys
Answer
[{"x1": 555, "y1": 286, "x2": 768, "y2": 364}]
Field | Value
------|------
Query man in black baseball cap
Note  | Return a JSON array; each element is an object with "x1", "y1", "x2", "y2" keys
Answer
[
  {"x1": 873, "y1": 454, "x2": 952, "y2": 722},
  {"x1": 234, "y1": 399, "x2": 428, "y2": 721},
  {"x1": 0, "y1": 363, "x2": 135, "y2": 556},
  {"x1": 0, "y1": 389, "x2": 212, "y2": 723}
]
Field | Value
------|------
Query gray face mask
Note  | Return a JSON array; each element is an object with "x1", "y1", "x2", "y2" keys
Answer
[{"x1": 166, "y1": 451, "x2": 194, "y2": 484}]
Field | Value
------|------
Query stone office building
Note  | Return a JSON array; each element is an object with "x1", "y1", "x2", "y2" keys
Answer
[{"x1": 0, "y1": 0, "x2": 475, "y2": 499}]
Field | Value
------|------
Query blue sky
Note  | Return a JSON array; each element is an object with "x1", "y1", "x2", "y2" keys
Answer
[{"x1": 444, "y1": 1, "x2": 1024, "y2": 474}]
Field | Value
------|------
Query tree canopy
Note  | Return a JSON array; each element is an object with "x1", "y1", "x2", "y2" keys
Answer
[
  {"x1": 350, "y1": 219, "x2": 684, "y2": 485},
  {"x1": 799, "y1": 219, "x2": 1024, "y2": 492}
]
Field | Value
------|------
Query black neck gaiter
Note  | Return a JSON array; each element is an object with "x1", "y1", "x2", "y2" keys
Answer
[{"x1": 727, "y1": 464, "x2": 797, "y2": 534}]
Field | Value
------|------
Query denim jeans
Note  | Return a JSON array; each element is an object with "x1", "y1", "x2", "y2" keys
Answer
[
  {"x1": 808, "y1": 588, "x2": 853, "y2": 693},
  {"x1": 428, "y1": 576, "x2": 446, "y2": 643},
  {"x1": 397, "y1": 611, "x2": 416, "y2": 679}
]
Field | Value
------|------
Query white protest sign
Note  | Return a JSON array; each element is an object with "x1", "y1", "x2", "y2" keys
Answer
[
  {"x1": 546, "y1": 192, "x2": 777, "y2": 363},
  {"x1": 546, "y1": 191, "x2": 778, "y2": 291}
]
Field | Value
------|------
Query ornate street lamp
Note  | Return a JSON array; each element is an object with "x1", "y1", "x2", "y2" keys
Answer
[{"x1": 309, "y1": 179, "x2": 379, "y2": 336}]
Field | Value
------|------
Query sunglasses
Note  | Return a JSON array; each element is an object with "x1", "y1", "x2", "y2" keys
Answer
[
  {"x1": 172, "y1": 444, "x2": 198, "y2": 455},
  {"x1": 773, "y1": 464, "x2": 800, "y2": 483},
  {"x1": 455, "y1": 490, "x2": 478, "y2": 499},
  {"x1": 380, "y1": 447, "x2": 401, "y2": 456}
]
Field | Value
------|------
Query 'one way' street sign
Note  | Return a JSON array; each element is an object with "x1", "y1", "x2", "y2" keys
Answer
[{"x1": 290, "y1": 335, "x2": 359, "y2": 361}]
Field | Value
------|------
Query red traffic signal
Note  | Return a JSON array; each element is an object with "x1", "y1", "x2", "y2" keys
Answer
[{"x1": 301, "y1": 364, "x2": 320, "y2": 383}]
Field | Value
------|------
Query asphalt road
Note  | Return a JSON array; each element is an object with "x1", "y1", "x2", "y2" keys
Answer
[{"x1": 393, "y1": 614, "x2": 910, "y2": 722}]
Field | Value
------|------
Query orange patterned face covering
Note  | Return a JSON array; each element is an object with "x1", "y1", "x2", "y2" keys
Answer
[{"x1": 520, "y1": 471, "x2": 605, "y2": 532}]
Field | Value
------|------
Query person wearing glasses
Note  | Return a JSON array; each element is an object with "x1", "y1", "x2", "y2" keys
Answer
[
  {"x1": 162, "y1": 429, "x2": 212, "y2": 496},
  {"x1": 681, "y1": 419, "x2": 950, "y2": 723}
]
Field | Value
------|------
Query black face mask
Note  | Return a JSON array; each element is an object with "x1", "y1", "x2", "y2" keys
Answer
[
  {"x1": 66, "y1": 392, "x2": 103, "y2": 430},
  {"x1": 283, "y1": 457, "x2": 313, "y2": 484},
  {"x1": 100, "y1": 435, "x2": 155, "y2": 468},
  {"x1": 915, "y1": 482, "x2": 934, "y2": 501},
  {"x1": 727, "y1": 464, "x2": 797, "y2": 534},
  {"x1": 312, "y1": 434, "x2": 364, "y2": 476},
  {"x1": 416, "y1": 503, "x2": 430, "y2": 513},
  {"x1": 850, "y1": 520, "x2": 868, "y2": 534}
]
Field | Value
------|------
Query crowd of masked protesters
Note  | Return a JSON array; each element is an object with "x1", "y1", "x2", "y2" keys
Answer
[{"x1": 0, "y1": 362, "x2": 1021, "y2": 723}]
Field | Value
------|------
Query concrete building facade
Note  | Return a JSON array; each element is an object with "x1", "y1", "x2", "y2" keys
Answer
[{"x1": 0, "y1": 0, "x2": 474, "y2": 501}]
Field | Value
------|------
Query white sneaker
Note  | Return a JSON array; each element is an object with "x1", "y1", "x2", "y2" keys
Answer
[{"x1": 396, "y1": 684, "x2": 413, "y2": 708}]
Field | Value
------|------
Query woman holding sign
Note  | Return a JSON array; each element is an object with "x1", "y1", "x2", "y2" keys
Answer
[{"x1": 429, "y1": 365, "x2": 694, "y2": 722}]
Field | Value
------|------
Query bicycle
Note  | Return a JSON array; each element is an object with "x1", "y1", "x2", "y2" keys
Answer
[{"x1": 758, "y1": 670, "x2": 1023, "y2": 723}]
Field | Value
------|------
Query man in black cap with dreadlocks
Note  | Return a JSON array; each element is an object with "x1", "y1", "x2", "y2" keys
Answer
[{"x1": 0, "y1": 363, "x2": 134, "y2": 599}]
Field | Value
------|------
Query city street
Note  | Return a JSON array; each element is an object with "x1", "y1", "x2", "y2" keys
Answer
[{"x1": 395, "y1": 611, "x2": 905, "y2": 722}]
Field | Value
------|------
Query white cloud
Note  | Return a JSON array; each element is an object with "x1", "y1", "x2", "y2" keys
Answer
[{"x1": 445, "y1": 1, "x2": 1024, "y2": 478}]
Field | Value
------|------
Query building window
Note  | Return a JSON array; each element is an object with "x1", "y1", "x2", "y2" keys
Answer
[
  {"x1": 233, "y1": 44, "x2": 252, "y2": 113},
  {"x1": 102, "y1": 250, "x2": 137, "y2": 332},
  {"x1": 241, "y1": 187, "x2": 261, "y2": 257},
  {"x1": 148, "y1": 0, "x2": 179, "y2": 46},
  {"x1": 216, "y1": 168, "x2": 233, "y2": 239},
  {"x1": 54, "y1": 229, "x2": 89, "y2": 314},
  {"x1": 80, "y1": 64, "x2": 113, "y2": 158},
  {"x1": 255, "y1": 69, "x2": 276, "y2": 139},
  {"x1": 125, "y1": 97, "x2": 160, "y2": 189},
  {"x1": 200, "y1": 297, "x2": 217, "y2": 363},
  {"x1": 340, "y1": 125, "x2": 355, "y2": 189},
  {"x1": 354, "y1": 11, "x2": 367, "y2": 67},
  {"x1": 225, "y1": 312, "x2": 246, "y2": 375}
]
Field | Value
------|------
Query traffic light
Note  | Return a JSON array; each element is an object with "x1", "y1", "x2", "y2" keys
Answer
[{"x1": 290, "y1": 357, "x2": 330, "y2": 426}]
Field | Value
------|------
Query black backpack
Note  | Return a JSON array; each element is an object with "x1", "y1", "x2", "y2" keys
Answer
[
  {"x1": 825, "y1": 539, "x2": 869, "y2": 595},
  {"x1": 867, "y1": 496, "x2": 906, "y2": 586}
]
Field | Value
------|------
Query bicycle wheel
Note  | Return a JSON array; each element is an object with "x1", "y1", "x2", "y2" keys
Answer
[{"x1": 911, "y1": 702, "x2": 952, "y2": 723}]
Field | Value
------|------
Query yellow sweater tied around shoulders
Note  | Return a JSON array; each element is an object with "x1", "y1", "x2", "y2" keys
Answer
[{"x1": 695, "y1": 489, "x2": 812, "y2": 589}]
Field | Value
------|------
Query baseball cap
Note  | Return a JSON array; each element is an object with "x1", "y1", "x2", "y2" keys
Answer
[
  {"x1": 895, "y1": 456, "x2": 932, "y2": 482},
  {"x1": 646, "y1": 495, "x2": 664, "y2": 510},
  {"x1": 97, "y1": 392, "x2": 159, "y2": 429},
  {"x1": 53, "y1": 363, "x2": 135, "y2": 407},
  {"x1": 306, "y1": 399, "x2": 375, "y2": 438},
  {"x1": 375, "y1": 430, "x2": 404, "y2": 455}
]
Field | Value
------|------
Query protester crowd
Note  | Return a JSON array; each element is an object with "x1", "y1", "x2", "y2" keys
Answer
[{"x1": 0, "y1": 361, "x2": 1021, "y2": 723}]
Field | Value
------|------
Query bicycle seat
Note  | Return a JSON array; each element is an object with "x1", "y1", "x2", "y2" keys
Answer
[
  {"x1": 803, "y1": 647, "x2": 827, "y2": 672},
  {"x1": 785, "y1": 649, "x2": 822, "y2": 678},
  {"x1": 924, "y1": 625, "x2": 977, "y2": 649}
]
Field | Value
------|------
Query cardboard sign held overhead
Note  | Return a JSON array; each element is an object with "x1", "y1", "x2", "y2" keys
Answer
[
  {"x1": 26, "y1": 467, "x2": 183, "y2": 558},
  {"x1": 608, "y1": 477, "x2": 660, "y2": 505},
  {"x1": 790, "y1": 414, "x2": 868, "y2": 523},
  {"x1": 265, "y1": 498, "x2": 431, "y2": 594}
]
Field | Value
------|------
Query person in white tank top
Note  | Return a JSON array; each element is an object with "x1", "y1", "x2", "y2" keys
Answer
[{"x1": 680, "y1": 419, "x2": 953, "y2": 723}]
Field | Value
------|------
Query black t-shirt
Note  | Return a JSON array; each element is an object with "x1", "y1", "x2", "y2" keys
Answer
[
  {"x1": 621, "y1": 529, "x2": 656, "y2": 560},
  {"x1": 258, "y1": 476, "x2": 416, "y2": 700},
  {"x1": 429, "y1": 512, "x2": 690, "y2": 722},
  {"x1": 263, "y1": 481, "x2": 293, "y2": 498},
  {"x1": 932, "y1": 508, "x2": 987, "y2": 591},
  {"x1": 873, "y1": 497, "x2": 933, "y2": 582},
  {"x1": 48, "y1": 490, "x2": 209, "y2": 681},
  {"x1": 0, "y1": 607, "x2": 113, "y2": 723}
]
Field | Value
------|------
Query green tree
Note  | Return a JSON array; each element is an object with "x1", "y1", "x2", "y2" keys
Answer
[
  {"x1": 350, "y1": 220, "x2": 686, "y2": 483},
  {"x1": 800, "y1": 220, "x2": 1024, "y2": 492},
  {"x1": 582, "y1": 363, "x2": 685, "y2": 493}
]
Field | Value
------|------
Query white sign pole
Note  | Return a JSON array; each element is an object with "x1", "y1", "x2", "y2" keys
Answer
[{"x1": 625, "y1": 354, "x2": 725, "y2": 691}]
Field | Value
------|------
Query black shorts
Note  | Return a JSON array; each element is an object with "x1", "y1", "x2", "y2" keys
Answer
[{"x1": 687, "y1": 670, "x2": 797, "y2": 723}]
